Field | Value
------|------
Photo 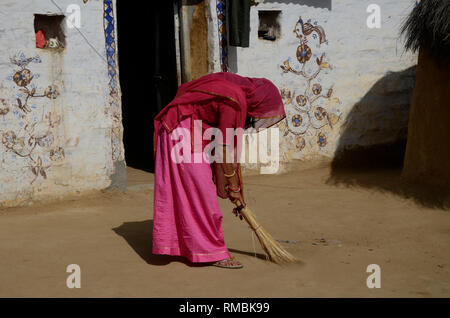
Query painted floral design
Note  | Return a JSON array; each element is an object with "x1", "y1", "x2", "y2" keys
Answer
[
  {"x1": 50, "y1": 147, "x2": 65, "y2": 161},
  {"x1": 0, "y1": 52, "x2": 64, "y2": 183},
  {"x1": 2, "y1": 131, "x2": 18, "y2": 150},
  {"x1": 35, "y1": 132, "x2": 54, "y2": 148},
  {"x1": 314, "y1": 107, "x2": 326, "y2": 120},
  {"x1": 280, "y1": 88, "x2": 295, "y2": 105},
  {"x1": 292, "y1": 114, "x2": 303, "y2": 127},
  {"x1": 44, "y1": 85, "x2": 59, "y2": 99},
  {"x1": 13, "y1": 69, "x2": 33, "y2": 87},
  {"x1": 296, "y1": 95, "x2": 307, "y2": 107},
  {"x1": 312, "y1": 83, "x2": 322, "y2": 95},
  {"x1": 0, "y1": 98, "x2": 9, "y2": 116},
  {"x1": 296, "y1": 43, "x2": 312, "y2": 64},
  {"x1": 317, "y1": 132, "x2": 327, "y2": 147},
  {"x1": 296, "y1": 136, "x2": 306, "y2": 151},
  {"x1": 279, "y1": 17, "x2": 341, "y2": 149},
  {"x1": 29, "y1": 156, "x2": 49, "y2": 181}
]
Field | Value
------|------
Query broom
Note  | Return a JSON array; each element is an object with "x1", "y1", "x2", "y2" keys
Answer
[{"x1": 233, "y1": 199, "x2": 298, "y2": 264}]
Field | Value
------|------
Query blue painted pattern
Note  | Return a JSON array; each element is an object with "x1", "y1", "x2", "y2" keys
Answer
[
  {"x1": 103, "y1": 0, "x2": 122, "y2": 161},
  {"x1": 216, "y1": 0, "x2": 228, "y2": 72}
]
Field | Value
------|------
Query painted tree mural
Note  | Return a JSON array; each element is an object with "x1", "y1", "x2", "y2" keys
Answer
[
  {"x1": 278, "y1": 17, "x2": 342, "y2": 159},
  {"x1": 0, "y1": 52, "x2": 64, "y2": 184}
]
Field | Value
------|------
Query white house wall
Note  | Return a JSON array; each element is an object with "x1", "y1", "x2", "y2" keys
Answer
[
  {"x1": 213, "y1": 0, "x2": 418, "y2": 167},
  {"x1": 0, "y1": 0, "x2": 124, "y2": 206}
]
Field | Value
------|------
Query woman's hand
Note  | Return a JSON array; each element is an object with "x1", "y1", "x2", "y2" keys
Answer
[{"x1": 228, "y1": 189, "x2": 245, "y2": 207}]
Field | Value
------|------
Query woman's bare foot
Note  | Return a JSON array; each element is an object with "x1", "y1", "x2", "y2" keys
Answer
[{"x1": 211, "y1": 256, "x2": 243, "y2": 269}]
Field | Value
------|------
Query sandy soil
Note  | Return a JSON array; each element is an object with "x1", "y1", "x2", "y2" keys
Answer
[{"x1": 0, "y1": 166, "x2": 449, "y2": 297}]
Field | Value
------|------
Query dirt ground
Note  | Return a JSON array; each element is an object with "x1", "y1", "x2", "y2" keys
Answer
[{"x1": 0, "y1": 165, "x2": 449, "y2": 297}]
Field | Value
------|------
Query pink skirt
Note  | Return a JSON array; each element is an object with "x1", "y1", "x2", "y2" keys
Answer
[{"x1": 152, "y1": 117, "x2": 231, "y2": 263}]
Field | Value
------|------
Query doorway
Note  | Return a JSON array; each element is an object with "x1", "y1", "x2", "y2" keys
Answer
[{"x1": 117, "y1": 1, "x2": 179, "y2": 172}]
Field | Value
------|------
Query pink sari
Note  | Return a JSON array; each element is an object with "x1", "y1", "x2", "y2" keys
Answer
[
  {"x1": 153, "y1": 117, "x2": 231, "y2": 262},
  {"x1": 152, "y1": 73, "x2": 285, "y2": 263}
]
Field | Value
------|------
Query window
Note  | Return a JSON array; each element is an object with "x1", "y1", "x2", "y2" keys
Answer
[
  {"x1": 34, "y1": 14, "x2": 66, "y2": 49},
  {"x1": 258, "y1": 10, "x2": 281, "y2": 41}
]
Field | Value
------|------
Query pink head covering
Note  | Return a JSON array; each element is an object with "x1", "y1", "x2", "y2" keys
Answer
[
  {"x1": 205, "y1": 72, "x2": 286, "y2": 130},
  {"x1": 155, "y1": 72, "x2": 286, "y2": 134},
  {"x1": 245, "y1": 77, "x2": 286, "y2": 129}
]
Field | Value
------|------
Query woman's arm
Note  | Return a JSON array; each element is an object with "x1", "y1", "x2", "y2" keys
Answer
[
  {"x1": 220, "y1": 145, "x2": 245, "y2": 205},
  {"x1": 212, "y1": 162, "x2": 228, "y2": 199}
]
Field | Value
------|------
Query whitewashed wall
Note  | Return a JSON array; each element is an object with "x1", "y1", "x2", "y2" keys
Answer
[
  {"x1": 0, "y1": 0, "x2": 124, "y2": 206},
  {"x1": 212, "y1": 0, "x2": 418, "y2": 167}
]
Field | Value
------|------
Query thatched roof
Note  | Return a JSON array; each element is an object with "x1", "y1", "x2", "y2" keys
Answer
[{"x1": 401, "y1": 0, "x2": 450, "y2": 61}]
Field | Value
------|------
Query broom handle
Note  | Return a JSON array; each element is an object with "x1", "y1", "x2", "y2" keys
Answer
[{"x1": 232, "y1": 199, "x2": 263, "y2": 233}]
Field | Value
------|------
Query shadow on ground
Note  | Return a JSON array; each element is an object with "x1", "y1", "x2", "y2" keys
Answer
[
  {"x1": 327, "y1": 66, "x2": 449, "y2": 210},
  {"x1": 112, "y1": 220, "x2": 194, "y2": 266},
  {"x1": 327, "y1": 166, "x2": 449, "y2": 210},
  {"x1": 228, "y1": 248, "x2": 267, "y2": 261},
  {"x1": 112, "y1": 220, "x2": 265, "y2": 265}
]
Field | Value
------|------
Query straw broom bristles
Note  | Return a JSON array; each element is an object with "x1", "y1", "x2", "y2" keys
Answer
[{"x1": 235, "y1": 201, "x2": 298, "y2": 264}]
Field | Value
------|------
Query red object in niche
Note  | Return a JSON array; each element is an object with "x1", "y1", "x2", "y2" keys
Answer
[{"x1": 35, "y1": 29, "x2": 46, "y2": 48}]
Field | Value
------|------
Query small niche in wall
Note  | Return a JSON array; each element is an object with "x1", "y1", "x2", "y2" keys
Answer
[
  {"x1": 258, "y1": 10, "x2": 281, "y2": 41},
  {"x1": 34, "y1": 14, "x2": 66, "y2": 50}
]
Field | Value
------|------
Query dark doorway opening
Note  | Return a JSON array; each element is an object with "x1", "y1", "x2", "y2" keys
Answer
[{"x1": 117, "y1": 1, "x2": 179, "y2": 172}]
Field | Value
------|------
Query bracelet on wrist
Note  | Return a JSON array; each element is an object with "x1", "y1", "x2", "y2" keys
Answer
[
  {"x1": 227, "y1": 184, "x2": 241, "y2": 193},
  {"x1": 223, "y1": 170, "x2": 236, "y2": 178}
]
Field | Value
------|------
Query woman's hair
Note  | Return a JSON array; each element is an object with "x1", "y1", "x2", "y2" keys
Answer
[{"x1": 245, "y1": 116, "x2": 256, "y2": 129}]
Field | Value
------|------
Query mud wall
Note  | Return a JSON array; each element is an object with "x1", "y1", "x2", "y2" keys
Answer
[
  {"x1": 0, "y1": 0, "x2": 125, "y2": 206},
  {"x1": 180, "y1": 0, "x2": 211, "y2": 82},
  {"x1": 402, "y1": 47, "x2": 450, "y2": 187}
]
